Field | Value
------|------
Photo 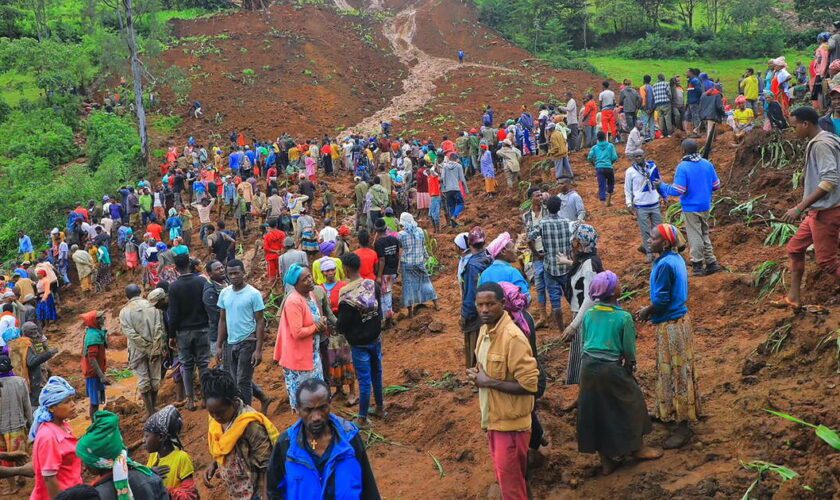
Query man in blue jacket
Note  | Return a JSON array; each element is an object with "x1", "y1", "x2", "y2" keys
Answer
[
  {"x1": 460, "y1": 226, "x2": 492, "y2": 369},
  {"x1": 267, "y1": 378, "x2": 380, "y2": 500},
  {"x1": 656, "y1": 140, "x2": 722, "y2": 276}
]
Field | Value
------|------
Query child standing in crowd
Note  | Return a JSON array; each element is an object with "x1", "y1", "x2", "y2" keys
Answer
[{"x1": 80, "y1": 310, "x2": 110, "y2": 421}]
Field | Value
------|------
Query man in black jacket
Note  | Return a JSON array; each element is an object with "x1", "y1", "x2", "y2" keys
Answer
[
  {"x1": 167, "y1": 253, "x2": 210, "y2": 411},
  {"x1": 336, "y1": 253, "x2": 385, "y2": 427}
]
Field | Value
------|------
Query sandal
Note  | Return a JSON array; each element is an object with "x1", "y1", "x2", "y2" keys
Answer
[
  {"x1": 769, "y1": 296, "x2": 801, "y2": 311},
  {"x1": 803, "y1": 304, "x2": 829, "y2": 314}
]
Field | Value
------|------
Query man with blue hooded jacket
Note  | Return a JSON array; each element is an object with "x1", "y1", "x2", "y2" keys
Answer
[{"x1": 267, "y1": 378, "x2": 380, "y2": 500}]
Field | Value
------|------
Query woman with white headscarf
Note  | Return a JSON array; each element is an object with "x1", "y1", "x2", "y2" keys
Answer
[{"x1": 397, "y1": 213, "x2": 439, "y2": 317}]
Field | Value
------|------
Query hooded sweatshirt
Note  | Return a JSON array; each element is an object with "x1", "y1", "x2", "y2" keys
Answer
[
  {"x1": 587, "y1": 141, "x2": 619, "y2": 169},
  {"x1": 699, "y1": 88, "x2": 725, "y2": 122},
  {"x1": 441, "y1": 160, "x2": 468, "y2": 193}
]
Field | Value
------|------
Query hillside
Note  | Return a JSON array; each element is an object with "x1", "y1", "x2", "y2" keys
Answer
[{"x1": 6, "y1": 0, "x2": 839, "y2": 499}]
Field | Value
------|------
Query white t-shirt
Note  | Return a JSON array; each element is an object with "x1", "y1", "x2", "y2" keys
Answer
[
  {"x1": 599, "y1": 90, "x2": 616, "y2": 109},
  {"x1": 319, "y1": 226, "x2": 339, "y2": 243}
]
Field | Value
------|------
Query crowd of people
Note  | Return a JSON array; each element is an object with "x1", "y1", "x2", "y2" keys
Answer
[{"x1": 0, "y1": 22, "x2": 839, "y2": 500}]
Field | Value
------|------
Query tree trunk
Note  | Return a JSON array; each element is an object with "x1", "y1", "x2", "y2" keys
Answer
[{"x1": 123, "y1": 0, "x2": 150, "y2": 167}]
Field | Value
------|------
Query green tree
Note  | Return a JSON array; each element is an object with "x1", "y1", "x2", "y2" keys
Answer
[{"x1": 793, "y1": 0, "x2": 839, "y2": 24}]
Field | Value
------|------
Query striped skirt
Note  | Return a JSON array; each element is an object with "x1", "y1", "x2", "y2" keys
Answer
[
  {"x1": 415, "y1": 192, "x2": 431, "y2": 209},
  {"x1": 654, "y1": 315, "x2": 701, "y2": 423},
  {"x1": 401, "y1": 263, "x2": 437, "y2": 307},
  {"x1": 565, "y1": 326, "x2": 584, "y2": 385}
]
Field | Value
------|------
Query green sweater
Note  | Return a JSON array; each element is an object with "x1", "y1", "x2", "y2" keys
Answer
[{"x1": 581, "y1": 304, "x2": 636, "y2": 362}]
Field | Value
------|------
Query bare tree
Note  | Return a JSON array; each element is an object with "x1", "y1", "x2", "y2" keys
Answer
[
  {"x1": 102, "y1": 0, "x2": 150, "y2": 166},
  {"x1": 674, "y1": 0, "x2": 698, "y2": 28}
]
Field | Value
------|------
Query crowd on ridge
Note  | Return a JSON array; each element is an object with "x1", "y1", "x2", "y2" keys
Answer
[{"x1": 0, "y1": 24, "x2": 838, "y2": 500}]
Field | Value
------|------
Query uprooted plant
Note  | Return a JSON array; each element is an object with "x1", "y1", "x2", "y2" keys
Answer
[
  {"x1": 740, "y1": 460, "x2": 802, "y2": 500},
  {"x1": 753, "y1": 260, "x2": 784, "y2": 300}
]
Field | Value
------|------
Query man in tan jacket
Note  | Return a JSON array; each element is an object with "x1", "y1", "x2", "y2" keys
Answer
[
  {"x1": 119, "y1": 284, "x2": 167, "y2": 417},
  {"x1": 547, "y1": 122, "x2": 572, "y2": 180},
  {"x1": 468, "y1": 282, "x2": 539, "y2": 500}
]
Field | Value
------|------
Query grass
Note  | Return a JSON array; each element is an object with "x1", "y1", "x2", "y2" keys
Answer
[
  {"x1": 0, "y1": 71, "x2": 41, "y2": 106},
  {"x1": 587, "y1": 50, "x2": 811, "y2": 100},
  {"x1": 156, "y1": 8, "x2": 232, "y2": 24},
  {"x1": 148, "y1": 114, "x2": 183, "y2": 135}
]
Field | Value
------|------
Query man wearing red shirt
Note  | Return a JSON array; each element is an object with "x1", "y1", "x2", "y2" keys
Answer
[
  {"x1": 440, "y1": 135, "x2": 456, "y2": 155},
  {"x1": 74, "y1": 204, "x2": 90, "y2": 222},
  {"x1": 146, "y1": 221, "x2": 164, "y2": 242},
  {"x1": 263, "y1": 219, "x2": 286, "y2": 282},
  {"x1": 581, "y1": 93, "x2": 598, "y2": 147},
  {"x1": 428, "y1": 167, "x2": 443, "y2": 232},
  {"x1": 353, "y1": 229, "x2": 379, "y2": 280}
]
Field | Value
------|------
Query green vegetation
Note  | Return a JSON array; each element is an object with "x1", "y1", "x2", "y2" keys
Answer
[
  {"x1": 586, "y1": 51, "x2": 811, "y2": 98},
  {"x1": 149, "y1": 114, "x2": 184, "y2": 135}
]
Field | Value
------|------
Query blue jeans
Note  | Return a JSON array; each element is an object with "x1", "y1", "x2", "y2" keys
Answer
[
  {"x1": 429, "y1": 196, "x2": 441, "y2": 225},
  {"x1": 595, "y1": 168, "x2": 615, "y2": 201},
  {"x1": 533, "y1": 259, "x2": 547, "y2": 306},
  {"x1": 351, "y1": 341, "x2": 384, "y2": 418},
  {"x1": 544, "y1": 271, "x2": 567, "y2": 309},
  {"x1": 640, "y1": 111, "x2": 655, "y2": 140},
  {"x1": 554, "y1": 157, "x2": 573, "y2": 179},
  {"x1": 445, "y1": 190, "x2": 464, "y2": 219}
]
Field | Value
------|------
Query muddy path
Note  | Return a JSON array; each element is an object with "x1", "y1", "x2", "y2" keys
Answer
[{"x1": 340, "y1": 1, "x2": 512, "y2": 136}]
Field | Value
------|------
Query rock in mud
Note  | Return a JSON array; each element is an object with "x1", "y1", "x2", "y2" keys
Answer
[{"x1": 741, "y1": 357, "x2": 765, "y2": 376}]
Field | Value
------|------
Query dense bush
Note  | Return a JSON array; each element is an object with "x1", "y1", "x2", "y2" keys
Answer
[
  {"x1": 86, "y1": 111, "x2": 143, "y2": 170},
  {"x1": 0, "y1": 111, "x2": 142, "y2": 257},
  {"x1": 614, "y1": 33, "x2": 700, "y2": 59},
  {"x1": 0, "y1": 98, "x2": 9, "y2": 124},
  {"x1": 0, "y1": 109, "x2": 77, "y2": 164}
]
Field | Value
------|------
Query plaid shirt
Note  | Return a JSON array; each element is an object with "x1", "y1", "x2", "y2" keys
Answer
[
  {"x1": 522, "y1": 209, "x2": 544, "y2": 253},
  {"x1": 652, "y1": 81, "x2": 672, "y2": 106},
  {"x1": 528, "y1": 213, "x2": 572, "y2": 275},
  {"x1": 399, "y1": 230, "x2": 427, "y2": 266}
]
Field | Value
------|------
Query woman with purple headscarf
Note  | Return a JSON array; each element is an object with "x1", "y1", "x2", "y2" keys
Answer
[
  {"x1": 577, "y1": 271, "x2": 662, "y2": 475},
  {"x1": 311, "y1": 240, "x2": 344, "y2": 285}
]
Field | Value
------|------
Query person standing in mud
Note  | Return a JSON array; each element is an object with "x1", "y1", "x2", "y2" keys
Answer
[
  {"x1": 460, "y1": 227, "x2": 492, "y2": 369},
  {"x1": 527, "y1": 196, "x2": 573, "y2": 333},
  {"x1": 467, "y1": 282, "x2": 539, "y2": 500},
  {"x1": 775, "y1": 106, "x2": 840, "y2": 309},
  {"x1": 636, "y1": 224, "x2": 699, "y2": 450},
  {"x1": 167, "y1": 253, "x2": 210, "y2": 411},
  {"x1": 119, "y1": 284, "x2": 167, "y2": 418},
  {"x1": 655, "y1": 139, "x2": 722, "y2": 276}
]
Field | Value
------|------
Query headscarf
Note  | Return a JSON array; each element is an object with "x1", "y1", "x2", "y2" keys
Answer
[
  {"x1": 28, "y1": 376, "x2": 76, "y2": 441},
  {"x1": 320, "y1": 258, "x2": 337, "y2": 272},
  {"x1": 399, "y1": 212, "x2": 420, "y2": 235},
  {"x1": 284, "y1": 263, "x2": 305, "y2": 287},
  {"x1": 829, "y1": 59, "x2": 840, "y2": 77},
  {"x1": 338, "y1": 225, "x2": 351, "y2": 237},
  {"x1": 147, "y1": 288, "x2": 166, "y2": 305},
  {"x1": 656, "y1": 223, "x2": 685, "y2": 250},
  {"x1": 81, "y1": 311, "x2": 107, "y2": 350},
  {"x1": 499, "y1": 282, "x2": 531, "y2": 337},
  {"x1": 77, "y1": 411, "x2": 152, "y2": 500},
  {"x1": 487, "y1": 232, "x2": 512, "y2": 260},
  {"x1": 734, "y1": 95, "x2": 747, "y2": 106},
  {"x1": 771, "y1": 56, "x2": 787, "y2": 68},
  {"x1": 319, "y1": 241, "x2": 336, "y2": 256},
  {"x1": 171, "y1": 244, "x2": 189, "y2": 256},
  {"x1": 468, "y1": 226, "x2": 486, "y2": 246},
  {"x1": 155, "y1": 242, "x2": 168, "y2": 252},
  {"x1": 589, "y1": 271, "x2": 619, "y2": 301},
  {"x1": 168, "y1": 208, "x2": 177, "y2": 217},
  {"x1": 454, "y1": 232, "x2": 469, "y2": 252},
  {"x1": 143, "y1": 405, "x2": 183, "y2": 450},
  {"x1": 573, "y1": 224, "x2": 599, "y2": 254}
]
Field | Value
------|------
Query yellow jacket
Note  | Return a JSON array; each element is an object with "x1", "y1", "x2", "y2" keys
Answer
[
  {"x1": 475, "y1": 313, "x2": 539, "y2": 432},
  {"x1": 547, "y1": 130, "x2": 569, "y2": 160},
  {"x1": 740, "y1": 75, "x2": 759, "y2": 100}
]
